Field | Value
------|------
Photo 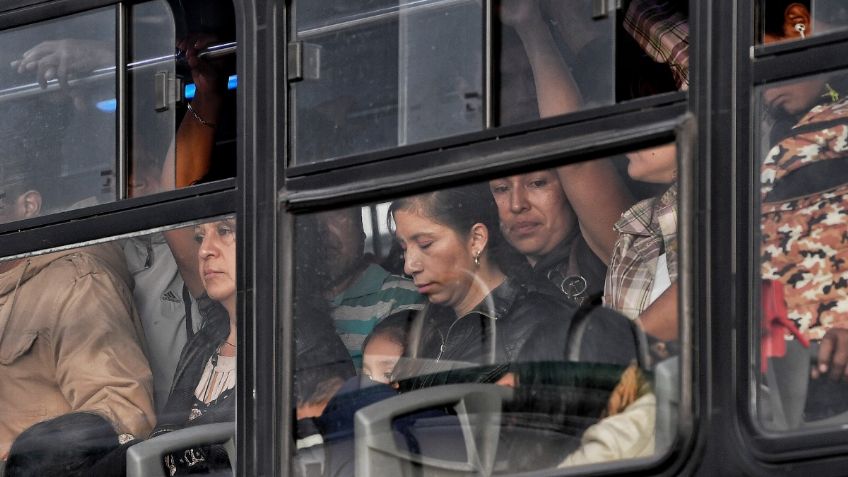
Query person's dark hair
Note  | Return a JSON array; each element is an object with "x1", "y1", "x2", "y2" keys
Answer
[
  {"x1": 5, "y1": 412, "x2": 120, "y2": 477},
  {"x1": 361, "y1": 312, "x2": 414, "y2": 354},
  {"x1": 388, "y1": 182, "x2": 527, "y2": 279}
]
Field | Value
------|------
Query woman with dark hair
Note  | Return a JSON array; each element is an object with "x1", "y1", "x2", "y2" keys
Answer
[
  {"x1": 385, "y1": 183, "x2": 650, "y2": 471},
  {"x1": 389, "y1": 183, "x2": 638, "y2": 388}
]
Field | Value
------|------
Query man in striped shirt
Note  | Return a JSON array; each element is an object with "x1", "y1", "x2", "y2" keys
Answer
[{"x1": 319, "y1": 207, "x2": 425, "y2": 369}]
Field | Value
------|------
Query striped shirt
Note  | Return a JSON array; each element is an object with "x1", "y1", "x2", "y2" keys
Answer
[
  {"x1": 604, "y1": 185, "x2": 678, "y2": 320},
  {"x1": 330, "y1": 263, "x2": 425, "y2": 368}
]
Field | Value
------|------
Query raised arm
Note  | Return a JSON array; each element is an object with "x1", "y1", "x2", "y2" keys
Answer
[
  {"x1": 500, "y1": 0, "x2": 582, "y2": 117},
  {"x1": 161, "y1": 35, "x2": 223, "y2": 191},
  {"x1": 557, "y1": 161, "x2": 633, "y2": 264},
  {"x1": 502, "y1": 0, "x2": 632, "y2": 263},
  {"x1": 162, "y1": 35, "x2": 224, "y2": 297}
]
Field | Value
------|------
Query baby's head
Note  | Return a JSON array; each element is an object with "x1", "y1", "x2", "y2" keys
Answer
[{"x1": 362, "y1": 314, "x2": 411, "y2": 384}]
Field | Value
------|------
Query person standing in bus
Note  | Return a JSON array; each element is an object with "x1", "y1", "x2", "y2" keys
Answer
[
  {"x1": 758, "y1": 1, "x2": 848, "y2": 397},
  {"x1": 495, "y1": 0, "x2": 636, "y2": 307},
  {"x1": 0, "y1": 154, "x2": 155, "y2": 460},
  {"x1": 11, "y1": 31, "x2": 230, "y2": 417},
  {"x1": 500, "y1": 0, "x2": 680, "y2": 350}
]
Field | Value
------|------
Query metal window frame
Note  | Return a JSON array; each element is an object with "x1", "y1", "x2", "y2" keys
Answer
[
  {"x1": 734, "y1": 0, "x2": 848, "y2": 466},
  {"x1": 277, "y1": 2, "x2": 700, "y2": 477},
  {"x1": 14, "y1": 0, "x2": 848, "y2": 473},
  {"x1": 0, "y1": 0, "x2": 263, "y2": 475}
]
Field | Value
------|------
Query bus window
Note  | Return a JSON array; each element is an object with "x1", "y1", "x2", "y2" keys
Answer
[
  {"x1": 291, "y1": 148, "x2": 682, "y2": 474},
  {"x1": 755, "y1": 68, "x2": 848, "y2": 431},
  {"x1": 1, "y1": 7, "x2": 117, "y2": 216},
  {"x1": 0, "y1": 1, "x2": 237, "y2": 221},
  {"x1": 290, "y1": 0, "x2": 687, "y2": 164},
  {"x1": 756, "y1": 0, "x2": 848, "y2": 45},
  {"x1": 0, "y1": 216, "x2": 237, "y2": 475}
]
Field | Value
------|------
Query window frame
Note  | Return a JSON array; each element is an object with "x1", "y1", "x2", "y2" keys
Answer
[
  {"x1": 278, "y1": 2, "x2": 700, "y2": 475},
  {"x1": 737, "y1": 0, "x2": 848, "y2": 463},
  {"x1": 0, "y1": 0, "x2": 260, "y2": 475},
  {"x1": 17, "y1": 0, "x2": 848, "y2": 474}
]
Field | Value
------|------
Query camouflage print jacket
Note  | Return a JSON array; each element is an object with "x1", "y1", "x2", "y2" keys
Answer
[{"x1": 761, "y1": 96, "x2": 848, "y2": 340}]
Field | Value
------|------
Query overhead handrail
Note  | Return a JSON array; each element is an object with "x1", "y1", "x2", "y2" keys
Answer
[{"x1": 0, "y1": 41, "x2": 236, "y2": 103}]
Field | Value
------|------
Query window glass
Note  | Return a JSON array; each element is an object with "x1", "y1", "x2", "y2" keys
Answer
[
  {"x1": 290, "y1": 148, "x2": 681, "y2": 473},
  {"x1": 291, "y1": 0, "x2": 688, "y2": 164},
  {"x1": 756, "y1": 0, "x2": 848, "y2": 45},
  {"x1": 0, "y1": 1, "x2": 237, "y2": 218},
  {"x1": 0, "y1": 217, "x2": 236, "y2": 475},
  {"x1": 132, "y1": 0, "x2": 238, "y2": 197},
  {"x1": 755, "y1": 69, "x2": 848, "y2": 431},
  {"x1": 0, "y1": 7, "x2": 116, "y2": 216}
]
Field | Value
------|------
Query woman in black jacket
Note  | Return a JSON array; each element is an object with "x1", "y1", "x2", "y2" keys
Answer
[{"x1": 389, "y1": 183, "x2": 637, "y2": 389}]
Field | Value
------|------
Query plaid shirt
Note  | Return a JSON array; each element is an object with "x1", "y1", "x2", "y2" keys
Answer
[
  {"x1": 604, "y1": 185, "x2": 678, "y2": 320},
  {"x1": 623, "y1": 0, "x2": 690, "y2": 90}
]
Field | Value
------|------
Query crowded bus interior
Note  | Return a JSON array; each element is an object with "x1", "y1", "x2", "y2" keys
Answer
[{"x1": 0, "y1": 0, "x2": 847, "y2": 475}]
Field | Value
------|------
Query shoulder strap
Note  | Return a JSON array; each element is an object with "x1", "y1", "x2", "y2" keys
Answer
[{"x1": 183, "y1": 284, "x2": 194, "y2": 340}]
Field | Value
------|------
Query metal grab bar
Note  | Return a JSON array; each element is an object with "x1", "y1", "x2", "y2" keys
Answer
[{"x1": 0, "y1": 41, "x2": 236, "y2": 103}]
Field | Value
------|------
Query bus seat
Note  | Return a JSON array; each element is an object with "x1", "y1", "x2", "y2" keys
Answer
[
  {"x1": 354, "y1": 383, "x2": 512, "y2": 477},
  {"x1": 654, "y1": 356, "x2": 679, "y2": 452},
  {"x1": 126, "y1": 421, "x2": 235, "y2": 477}
]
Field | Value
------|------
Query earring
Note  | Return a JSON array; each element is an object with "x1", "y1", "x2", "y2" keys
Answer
[{"x1": 474, "y1": 250, "x2": 481, "y2": 266}]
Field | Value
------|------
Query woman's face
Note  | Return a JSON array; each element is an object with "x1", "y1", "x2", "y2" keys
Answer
[
  {"x1": 196, "y1": 218, "x2": 237, "y2": 307},
  {"x1": 489, "y1": 171, "x2": 575, "y2": 266},
  {"x1": 626, "y1": 144, "x2": 677, "y2": 184},
  {"x1": 394, "y1": 209, "x2": 477, "y2": 312}
]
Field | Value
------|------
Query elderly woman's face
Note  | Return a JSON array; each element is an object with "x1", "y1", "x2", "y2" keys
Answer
[
  {"x1": 196, "y1": 218, "x2": 237, "y2": 306},
  {"x1": 394, "y1": 209, "x2": 476, "y2": 311}
]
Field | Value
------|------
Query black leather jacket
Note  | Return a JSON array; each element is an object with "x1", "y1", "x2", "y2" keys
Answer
[
  {"x1": 531, "y1": 231, "x2": 607, "y2": 306},
  {"x1": 399, "y1": 278, "x2": 640, "y2": 391},
  {"x1": 410, "y1": 278, "x2": 563, "y2": 365}
]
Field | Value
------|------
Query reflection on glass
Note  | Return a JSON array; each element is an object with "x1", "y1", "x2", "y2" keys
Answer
[
  {"x1": 756, "y1": 69, "x2": 848, "y2": 431},
  {"x1": 0, "y1": 217, "x2": 235, "y2": 475},
  {"x1": 292, "y1": 0, "x2": 483, "y2": 163},
  {"x1": 292, "y1": 0, "x2": 688, "y2": 164},
  {"x1": 0, "y1": 1, "x2": 236, "y2": 217},
  {"x1": 131, "y1": 0, "x2": 238, "y2": 198},
  {"x1": 757, "y1": 0, "x2": 848, "y2": 45},
  {"x1": 291, "y1": 152, "x2": 681, "y2": 473},
  {"x1": 0, "y1": 7, "x2": 116, "y2": 218},
  {"x1": 129, "y1": 0, "x2": 177, "y2": 199}
]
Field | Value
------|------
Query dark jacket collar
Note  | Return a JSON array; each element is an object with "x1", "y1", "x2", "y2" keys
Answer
[{"x1": 532, "y1": 229, "x2": 579, "y2": 277}]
